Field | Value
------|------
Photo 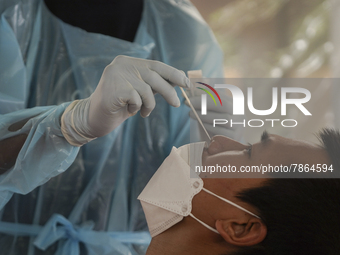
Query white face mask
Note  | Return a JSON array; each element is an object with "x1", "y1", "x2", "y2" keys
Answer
[{"x1": 138, "y1": 142, "x2": 260, "y2": 237}]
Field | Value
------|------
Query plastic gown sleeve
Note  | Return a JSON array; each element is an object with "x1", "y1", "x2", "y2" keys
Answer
[{"x1": 0, "y1": 103, "x2": 79, "y2": 210}]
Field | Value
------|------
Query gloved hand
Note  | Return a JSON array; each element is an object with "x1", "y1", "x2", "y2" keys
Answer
[
  {"x1": 61, "y1": 55, "x2": 190, "y2": 146},
  {"x1": 185, "y1": 93, "x2": 242, "y2": 140}
]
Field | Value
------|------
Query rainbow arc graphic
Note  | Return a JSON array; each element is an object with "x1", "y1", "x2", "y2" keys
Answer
[{"x1": 196, "y1": 82, "x2": 222, "y2": 115}]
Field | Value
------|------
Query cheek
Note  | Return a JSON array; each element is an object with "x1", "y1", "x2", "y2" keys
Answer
[
  {"x1": 255, "y1": 146, "x2": 292, "y2": 166},
  {"x1": 191, "y1": 189, "x2": 211, "y2": 215},
  {"x1": 202, "y1": 152, "x2": 248, "y2": 168},
  {"x1": 201, "y1": 155, "x2": 246, "y2": 178}
]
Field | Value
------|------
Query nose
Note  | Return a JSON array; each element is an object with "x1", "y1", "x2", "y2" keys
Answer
[{"x1": 207, "y1": 135, "x2": 247, "y2": 155}]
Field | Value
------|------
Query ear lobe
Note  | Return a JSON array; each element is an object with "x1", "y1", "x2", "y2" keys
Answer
[{"x1": 215, "y1": 218, "x2": 267, "y2": 247}]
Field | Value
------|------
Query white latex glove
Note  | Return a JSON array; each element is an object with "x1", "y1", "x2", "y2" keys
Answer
[
  {"x1": 61, "y1": 55, "x2": 190, "y2": 146},
  {"x1": 185, "y1": 94, "x2": 242, "y2": 139}
]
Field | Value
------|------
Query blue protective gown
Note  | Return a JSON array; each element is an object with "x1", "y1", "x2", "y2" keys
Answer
[{"x1": 0, "y1": 0, "x2": 223, "y2": 254}]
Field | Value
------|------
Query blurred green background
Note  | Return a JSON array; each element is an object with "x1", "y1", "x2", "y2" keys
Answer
[{"x1": 192, "y1": 0, "x2": 335, "y2": 78}]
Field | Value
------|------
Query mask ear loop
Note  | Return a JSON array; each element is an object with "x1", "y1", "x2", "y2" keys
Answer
[
  {"x1": 189, "y1": 213, "x2": 219, "y2": 234},
  {"x1": 202, "y1": 188, "x2": 261, "y2": 219},
  {"x1": 188, "y1": 188, "x2": 261, "y2": 235}
]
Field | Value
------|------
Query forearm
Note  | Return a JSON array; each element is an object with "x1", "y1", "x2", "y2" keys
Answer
[
  {"x1": 0, "y1": 104, "x2": 80, "y2": 210},
  {"x1": 0, "y1": 134, "x2": 28, "y2": 174},
  {"x1": 0, "y1": 115, "x2": 38, "y2": 174}
]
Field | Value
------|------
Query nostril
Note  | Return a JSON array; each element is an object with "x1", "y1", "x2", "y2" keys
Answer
[{"x1": 209, "y1": 135, "x2": 247, "y2": 153}]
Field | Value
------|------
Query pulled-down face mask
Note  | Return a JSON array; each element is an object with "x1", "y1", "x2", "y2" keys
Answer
[{"x1": 138, "y1": 142, "x2": 260, "y2": 237}]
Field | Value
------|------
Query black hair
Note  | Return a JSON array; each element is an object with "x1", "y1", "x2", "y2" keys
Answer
[{"x1": 231, "y1": 128, "x2": 340, "y2": 255}]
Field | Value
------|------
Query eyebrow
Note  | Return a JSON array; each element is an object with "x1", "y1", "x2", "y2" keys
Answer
[
  {"x1": 248, "y1": 131, "x2": 270, "y2": 158},
  {"x1": 260, "y1": 130, "x2": 270, "y2": 145}
]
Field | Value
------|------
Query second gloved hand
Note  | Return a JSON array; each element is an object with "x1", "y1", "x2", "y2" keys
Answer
[{"x1": 61, "y1": 55, "x2": 190, "y2": 146}]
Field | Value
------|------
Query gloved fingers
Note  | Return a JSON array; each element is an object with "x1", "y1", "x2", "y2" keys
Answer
[
  {"x1": 147, "y1": 60, "x2": 190, "y2": 88},
  {"x1": 184, "y1": 95, "x2": 233, "y2": 113},
  {"x1": 142, "y1": 70, "x2": 181, "y2": 107},
  {"x1": 128, "y1": 79, "x2": 156, "y2": 117},
  {"x1": 126, "y1": 89, "x2": 143, "y2": 116},
  {"x1": 189, "y1": 111, "x2": 235, "y2": 130}
]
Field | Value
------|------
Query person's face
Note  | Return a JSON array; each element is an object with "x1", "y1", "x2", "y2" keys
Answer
[
  {"x1": 147, "y1": 134, "x2": 331, "y2": 255},
  {"x1": 189, "y1": 133, "x2": 330, "y2": 240},
  {"x1": 194, "y1": 133, "x2": 331, "y2": 221}
]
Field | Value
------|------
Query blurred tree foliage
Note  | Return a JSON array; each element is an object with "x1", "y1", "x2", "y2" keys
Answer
[{"x1": 209, "y1": 0, "x2": 332, "y2": 77}]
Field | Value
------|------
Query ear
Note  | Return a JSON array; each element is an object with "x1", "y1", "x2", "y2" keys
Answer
[{"x1": 215, "y1": 218, "x2": 267, "y2": 246}]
